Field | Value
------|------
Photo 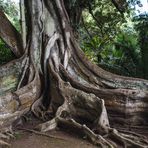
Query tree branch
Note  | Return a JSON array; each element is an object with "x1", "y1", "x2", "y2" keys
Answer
[
  {"x1": 111, "y1": 0, "x2": 127, "y2": 13},
  {"x1": 0, "y1": 9, "x2": 24, "y2": 57}
]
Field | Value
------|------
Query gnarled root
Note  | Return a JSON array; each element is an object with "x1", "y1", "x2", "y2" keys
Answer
[
  {"x1": 34, "y1": 80, "x2": 148, "y2": 147},
  {"x1": 0, "y1": 126, "x2": 14, "y2": 147},
  {"x1": 31, "y1": 54, "x2": 148, "y2": 148},
  {"x1": 57, "y1": 117, "x2": 114, "y2": 147},
  {"x1": 36, "y1": 116, "x2": 148, "y2": 147},
  {"x1": 0, "y1": 140, "x2": 10, "y2": 147},
  {"x1": 107, "y1": 128, "x2": 148, "y2": 148}
]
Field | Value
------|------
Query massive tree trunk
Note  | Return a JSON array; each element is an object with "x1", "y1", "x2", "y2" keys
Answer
[{"x1": 0, "y1": 0, "x2": 148, "y2": 147}]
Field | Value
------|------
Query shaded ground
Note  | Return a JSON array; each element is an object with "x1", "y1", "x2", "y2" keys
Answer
[
  {"x1": 8, "y1": 115, "x2": 148, "y2": 148},
  {"x1": 10, "y1": 129, "x2": 97, "y2": 148}
]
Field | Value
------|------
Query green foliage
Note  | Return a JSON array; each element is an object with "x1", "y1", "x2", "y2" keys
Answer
[
  {"x1": 0, "y1": 0, "x2": 20, "y2": 30},
  {"x1": 81, "y1": 0, "x2": 126, "y2": 42},
  {"x1": 134, "y1": 14, "x2": 148, "y2": 79},
  {"x1": 0, "y1": 0, "x2": 19, "y2": 65},
  {"x1": 0, "y1": 39, "x2": 14, "y2": 64},
  {"x1": 79, "y1": 0, "x2": 148, "y2": 78},
  {"x1": 79, "y1": 0, "x2": 127, "y2": 62},
  {"x1": 107, "y1": 32, "x2": 141, "y2": 77}
]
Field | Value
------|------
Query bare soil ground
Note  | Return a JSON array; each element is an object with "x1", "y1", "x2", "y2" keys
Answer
[
  {"x1": 8, "y1": 116, "x2": 148, "y2": 148},
  {"x1": 10, "y1": 129, "x2": 97, "y2": 148}
]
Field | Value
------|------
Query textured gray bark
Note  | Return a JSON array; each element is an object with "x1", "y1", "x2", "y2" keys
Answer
[{"x1": 0, "y1": 0, "x2": 148, "y2": 147}]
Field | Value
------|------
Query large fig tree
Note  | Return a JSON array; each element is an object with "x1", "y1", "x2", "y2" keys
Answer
[{"x1": 0, "y1": 0, "x2": 148, "y2": 147}]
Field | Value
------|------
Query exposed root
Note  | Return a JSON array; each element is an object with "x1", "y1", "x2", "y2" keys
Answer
[
  {"x1": 108, "y1": 128, "x2": 148, "y2": 148},
  {"x1": 57, "y1": 117, "x2": 114, "y2": 148},
  {"x1": 34, "y1": 85, "x2": 148, "y2": 148},
  {"x1": 37, "y1": 116, "x2": 148, "y2": 148},
  {"x1": 43, "y1": 61, "x2": 148, "y2": 147},
  {"x1": 118, "y1": 129, "x2": 147, "y2": 139},
  {"x1": 36, "y1": 118, "x2": 58, "y2": 132},
  {"x1": 17, "y1": 57, "x2": 29, "y2": 90},
  {"x1": 0, "y1": 126, "x2": 14, "y2": 147},
  {"x1": 0, "y1": 139, "x2": 10, "y2": 147},
  {"x1": 31, "y1": 96, "x2": 46, "y2": 120},
  {"x1": 17, "y1": 127, "x2": 66, "y2": 141}
]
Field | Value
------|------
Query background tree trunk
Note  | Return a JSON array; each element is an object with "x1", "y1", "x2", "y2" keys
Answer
[
  {"x1": 0, "y1": 0, "x2": 148, "y2": 147},
  {"x1": 0, "y1": 9, "x2": 24, "y2": 57}
]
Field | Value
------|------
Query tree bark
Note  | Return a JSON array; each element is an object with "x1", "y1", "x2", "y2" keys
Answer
[
  {"x1": 0, "y1": 0, "x2": 148, "y2": 147},
  {"x1": 0, "y1": 9, "x2": 24, "y2": 57},
  {"x1": 20, "y1": 0, "x2": 27, "y2": 48}
]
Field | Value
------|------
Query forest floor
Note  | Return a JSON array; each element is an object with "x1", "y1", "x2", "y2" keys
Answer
[
  {"x1": 9, "y1": 127, "x2": 148, "y2": 148},
  {"x1": 8, "y1": 116, "x2": 148, "y2": 148},
  {"x1": 10, "y1": 129, "x2": 97, "y2": 148}
]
